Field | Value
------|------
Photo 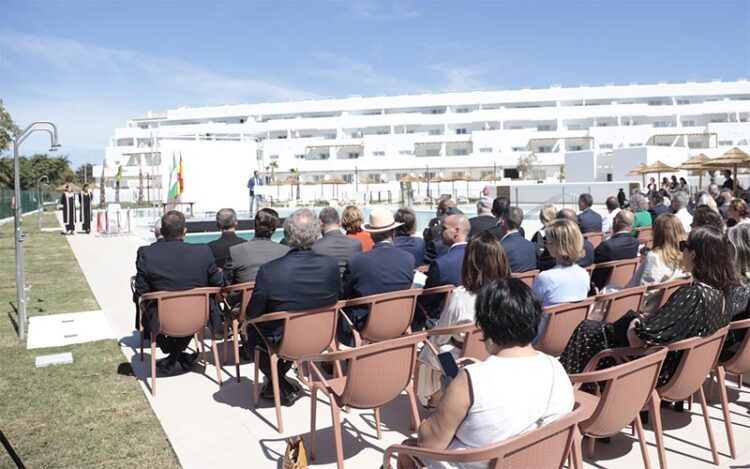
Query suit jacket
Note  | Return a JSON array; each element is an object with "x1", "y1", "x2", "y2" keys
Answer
[
  {"x1": 134, "y1": 239, "x2": 224, "y2": 332},
  {"x1": 224, "y1": 237, "x2": 290, "y2": 285},
  {"x1": 341, "y1": 242, "x2": 415, "y2": 334},
  {"x1": 649, "y1": 203, "x2": 671, "y2": 220},
  {"x1": 485, "y1": 224, "x2": 526, "y2": 242},
  {"x1": 246, "y1": 249, "x2": 341, "y2": 345},
  {"x1": 394, "y1": 235, "x2": 426, "y2": 267},
  {"x1": 247, "y1": 175, "x2": 263, "y2": 195},
  {"x1": 207, "y1": 232, "x2": 245, "y2": 270},
  {"x1": 577, "y1": 208, "x2": 603, "y2": 234},
  {"x1": 424, "y1": 237, "x2": 448, "y2": 264},
  {"x1": 537, "y1": 240, "x2": 594, "y2": 271},
  {"x1": 500, "y1": 232, "x2": 537, "y2": 273},
  {"x1": 312, "y1": 230, "x2": 362, "y2": 275},
  {"x1": 468, "y1": 215, "x2": 497, "y2": 238},
  {"x1": 592, "y1": 232, "x2": 640, "y2": 288},
  {"x1": 418, "y1": 243, "x2": 466, "y2": 319}
]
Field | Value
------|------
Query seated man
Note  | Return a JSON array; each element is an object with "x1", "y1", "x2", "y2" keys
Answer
[
  {"x1": 312, "y1": 206, "x2": 362, "y2": 275},
  {"x1": 489, "y1": 206, "x2": 536, "y2": 273},
  {"x1": 245, "y1": 208, "x2": 341, "y2": 405},
  {"x1": 134, "y1": 210, "x2": 224, "y2": 375},
  {"x1": 592, "y1": 210, "x2": 640, "y2": 289},
  {"x1": 339, "y1": 208, "x2": 415, "y2": 345},
  {"x1": 601, "y1": 196, "x2": 621, "y2": 235},
  {"x1": 416, "y1": 214, "x2": 470, "y2": 330},
  {"x1": 133, "y1": 218, "x2": 162, "y2": 329},
  {"x1": 467, "y1": 197, "x2": 496, "y2": 238},
  {"x1": 207, "y1": 208, "x2": 245, "y2": 270},
  {"x1": 424, "y1": 205, "x2": 463, "y2": 264},
  {"x1": 577, "y1": 193, "x2": 603, "y2": 233},
  {"x1": 537, "y1": 209, "x2": 595, "y2": 271}
]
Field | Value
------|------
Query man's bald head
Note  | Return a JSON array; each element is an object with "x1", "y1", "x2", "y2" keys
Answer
[
  {"x1": 613, "y1": 209, "x2": 634, "y2": 232},
  {"x1": 442, "y1": 214, "x2": 470, "y2": 246},
  {"x1": 556, "y1": 208, "x2": 577, "y2": 222}
]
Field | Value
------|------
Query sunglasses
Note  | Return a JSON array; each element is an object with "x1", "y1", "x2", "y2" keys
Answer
[{"x1": 679, "y1": 240, "x2": 693, "y2": 252}]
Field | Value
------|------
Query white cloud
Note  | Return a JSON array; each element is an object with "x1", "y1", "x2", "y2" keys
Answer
[{"x1": 337, "y1": 0, "x2": 420, "y2": 20}]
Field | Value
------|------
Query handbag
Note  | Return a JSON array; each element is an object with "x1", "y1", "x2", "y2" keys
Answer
[{"x1": 282, "y1": 436, "x2": 308, "y2": 469}]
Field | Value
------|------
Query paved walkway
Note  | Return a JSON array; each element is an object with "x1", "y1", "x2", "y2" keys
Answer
[{"x1": 62, "y1": 226, "x2": 750, "y2": 468}]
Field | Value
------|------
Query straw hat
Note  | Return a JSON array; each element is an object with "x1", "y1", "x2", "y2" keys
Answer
[{"x1": 363, "y1": 207, "x2": 403, "y2": 233}]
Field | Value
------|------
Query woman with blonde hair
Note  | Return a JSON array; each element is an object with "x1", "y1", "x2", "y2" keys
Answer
[
  {"x1": 531, "y1": 203, "x2": 557, "y2": 257},
  {"x1": 341, "y1": 205, "x2": 373, "y2": 251},
  {"x1": 729, "y1": 198, "x2": 750, "y2": 226},
  {"x1": 625, "y1": 213, "x2": 687, "y2": 314},
  {"x1": 532, "y1": 219, "x2": 590, "y2": 307}
]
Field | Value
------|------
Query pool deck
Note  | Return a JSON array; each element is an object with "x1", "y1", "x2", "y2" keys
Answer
[{"x1": 58, "y1": 210, "x2": 750, "y2": 468}]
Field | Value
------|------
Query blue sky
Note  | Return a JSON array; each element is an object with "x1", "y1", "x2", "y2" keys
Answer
[{"x1": 1, "y1": 0, "x2": 748, "y2": 167}]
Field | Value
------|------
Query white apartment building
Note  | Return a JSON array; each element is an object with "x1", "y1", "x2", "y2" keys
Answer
[{"x1": 97, "y1": 80, "x2": 750, "y2": 211}]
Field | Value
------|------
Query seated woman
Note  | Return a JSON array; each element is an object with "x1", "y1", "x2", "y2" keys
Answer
[
  {"x1": 416, "y1": 232, "x2": 511, "y2": 407},
  {"x1": 532, "y1": 219, "x2": 590, "y2": 307},
  {"x1": 625, "y1": 214, "x2": 686, "y2": 315},
  {"x1": 691, "y1": 205, "x2": 725, "y2": 231},
  {"x1": 729, "y1": 198, "x2": 750, "y2": 227},
  {"x1": 530, "y1": 203, "x2": 557, "y2": 259},
  {"x1": 341, "y1": 205, "x2": 373, "y2": 252},
  {"x1": 722, "y1": 223, "x2": 750, "y2": 361},
  {"x1": 561, "y1": 226, "x2": 736, "y2": 387},
  {"x1": 394, "y1": 207, "x2": 427, "y2": 268},
  {"x1": 630, "y1": 193, "x2": 652, "y2": 231},
  {"x1": 399, "y1": 278, "x2": 574, "y2": 469}
]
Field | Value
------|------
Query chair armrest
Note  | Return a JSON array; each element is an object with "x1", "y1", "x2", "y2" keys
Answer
[
  {"x1": 420, "y1": 284, "x2": 456, "y2": 296},
  {"x1": 425, "y1": 323, "x2": 476, "y2": 338},
  {"x1": 571, "y1": 346, "x2": 667, "y2": 384},
  {"x1": 729, "y1": 318, "x2": 750, "y2": 331}
]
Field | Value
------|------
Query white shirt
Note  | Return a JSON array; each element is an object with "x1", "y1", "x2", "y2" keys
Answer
[
  {"x1": 426, "y1": 353, "x2": 574, "y2": 469},
  {"x1": 601, "y1": 208, "x2": 621, "y2": 237},
  {"x1": 674, "y1": 208, "x2": 693, "y2": 233}
]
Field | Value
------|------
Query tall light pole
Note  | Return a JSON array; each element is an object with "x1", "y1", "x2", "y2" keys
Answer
[
  {"x1": 37, "y1": 175, "x2": 49, "y2": 230},
  {"x1": 12, "y1": 122, "x2": 60, "y2": 341}
]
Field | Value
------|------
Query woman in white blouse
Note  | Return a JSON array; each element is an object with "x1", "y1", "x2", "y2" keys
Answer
[
  {"x1": 625, "y1": 213, "x2": 686, "y2": 314},
  {"x1": 416, "y1": 231, "x2": 511, "y2": 407}
]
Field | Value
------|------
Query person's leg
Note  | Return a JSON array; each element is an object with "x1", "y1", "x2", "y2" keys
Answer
[
  {"x1": 257, "y1": 353, "x2": 296, "y2": 393},
  {"x1": 249, "y1": 194, "x2": 254, "y2": 215}
]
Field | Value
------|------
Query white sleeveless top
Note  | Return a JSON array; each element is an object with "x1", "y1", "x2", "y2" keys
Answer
[{"x1": 426, "y1": 352, "x2": 574, "y2": 469}]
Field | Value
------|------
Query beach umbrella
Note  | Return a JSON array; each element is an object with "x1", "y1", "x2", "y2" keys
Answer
[
  {"x1": 703, "y1": 147, "x2": 750, "y2": 193},
  {"x1": 642, "y1": 160, "x2": 678, "y2": 187},
  {"x1": 677, "y1": 153, "x2": 710, "y2": 189},
  {"x1": 460, "y1": 175, "x2": 475, "y2": 197},
  {"x1": 626, "y1": 163, "x2": 649, "y2": 187},
  {"x1": 322, "y1": 176, "x2": 347, "y2": 199},
  {"x1": 56, "y1": 182, "x2": 81, "y2": 191}
]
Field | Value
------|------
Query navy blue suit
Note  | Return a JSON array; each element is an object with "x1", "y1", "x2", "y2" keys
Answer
[
  {"x1": 577, "y1": 208, "x2": 603, "y2": 234},
  {"x1": 339, "y1": 242, "x2": 415, "y2": 344},
  {"x1": 416, "y1": 243, "x2": 466, "y2": 328},
  {"x1": 592, "y1": 232, "x2": 640, "y2": 289},
  {"x1": 500, "y1": 232, "x2": 537, "y2": 273},
  {"x1": 394, "y1": 235, "x2": 426, "y2": 267},
  {"x1": 649, "y1": 204, "x2": 670, "y2": 220}
]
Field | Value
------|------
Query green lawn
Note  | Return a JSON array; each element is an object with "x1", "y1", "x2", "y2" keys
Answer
[{"x1": 0, "y1": 212, "x2": 179, "y2": 468}]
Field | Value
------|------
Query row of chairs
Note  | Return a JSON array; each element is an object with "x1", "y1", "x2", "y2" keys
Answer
[{"x1": 583, "y1": 226, "x2": 652, "y2": 250}]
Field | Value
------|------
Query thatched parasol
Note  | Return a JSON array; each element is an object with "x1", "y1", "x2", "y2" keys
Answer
[
  {"x1": 703, "y1": 147, "x2": 750, "y2": 192},
  {"x1": 322, "y1": 176, "x2": 347, "y2": 198},
  {"x1": 626, "y1": 163, "x2": 649, "y2": 186},
  {"x1": 677, "y1": 153, "x2": 711, "y2": 189},
  {"x1": 642, "y1": 160, "x2": 678, "y2": 186}
]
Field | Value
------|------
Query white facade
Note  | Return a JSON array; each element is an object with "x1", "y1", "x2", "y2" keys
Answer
[{"x1": 96, "y1": 80, "x2": 750, "y2": 211}]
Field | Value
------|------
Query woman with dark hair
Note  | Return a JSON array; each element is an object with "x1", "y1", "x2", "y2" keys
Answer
[
  {"x1": 393, "y1": 207, "x2": 426, "y2": 267},
  {"x1": 722, "y1": 224, "x2": 750, "y2": 361},
  {"x1": 416, "y1": 231, "x2": 511, "y2": 406},
  {"x1": 402, "y1": 278, "x2": 574, "y2": 469},
  {"x1": 562, "y1": 226, "x2": 736, "y2": 386},
  {"x1": 691, "y1": 205, "x2": 725, "y2": 231}
]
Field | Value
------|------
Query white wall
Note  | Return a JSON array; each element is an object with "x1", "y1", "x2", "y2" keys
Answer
[{"x1": 564, "y1": 151, "x2": 596, "y2": 182}]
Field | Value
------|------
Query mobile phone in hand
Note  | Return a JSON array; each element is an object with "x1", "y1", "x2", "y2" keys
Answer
[{"x1": 437, "y1": 352, "x2": 459, "y2": 379}]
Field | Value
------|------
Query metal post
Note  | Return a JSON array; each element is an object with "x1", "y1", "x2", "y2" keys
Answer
[
  {"x1": 13, "y1": 139, "x2": 26, "y2": 341},
  {"x1": 37, "y1": 175, "x2": 48, "y2": 230}
]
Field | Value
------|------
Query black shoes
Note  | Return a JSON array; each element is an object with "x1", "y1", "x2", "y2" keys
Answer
[
  {"x1": 156, "y1": 356, "x2": 178, "y2": 375},
  {"x1": 157, "y1": 352, "x2": 199, "y2": 375},
  {"x1": 178, "y1": 352, "x2": 199, "y2": 371},
  {"x1": 260, "y1": 377, "x2": 303, "y2": 406}
]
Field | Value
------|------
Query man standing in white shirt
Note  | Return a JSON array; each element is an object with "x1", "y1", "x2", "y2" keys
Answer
[
  {"x1": 671, "y1": 191, "x2": 693, "y2": 233},
  {"x1": 601, "y1": 196, "x2": 621, "y2": 238}
]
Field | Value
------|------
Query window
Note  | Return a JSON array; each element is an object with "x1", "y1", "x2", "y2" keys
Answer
[
  {"x1": 599, "y1": 143, "x2": 614, "y2": 150},
  {"x1": 455, "y1": 128, "x2": 468, "y2": 135},
  {"x1": 567, "y1": 124, "x2": 582, "y2": 131},
  {"x1": 511, "y1": 146, "x2": 527, "y2": 152},
  {"x1": 428, "y1": 128, "x2": 443, "y2": 136},
  {"x1": 294, "y1": 154, "x2": 305, "y2": 159},
  {"x1": 479, "y1": 147, "x2": 493, "y2": 153},
  {"x1": 537, "y1": 146, "x2": 552, "y2": 153},
  {"x1": 424, "y1": 171, "x2": 436, "y2": 179},
  {"x1": 629, "y1": 143, "x2": 642, "y2": 147},
  {"x1": 425, "y1": 149, "x2": 440, "y2": 157},
  {"x1": 509, "y1": 125, "x2": 523, "y2": 130},
  {"x1": 569, "y1": 145, "x2": 583, "y2": 151},
  {"x1": 395, "y1": 172, "x2": 408, "y2": 181},
  {"x1": 455, "y1": 108, "x2": 470, "y2": 113},
  {"x1": 676, "y1": 99, "x2": 690, "y2": 105},
  {"x1": 347, "y1": 152, "x2": 360, "y2": 159},
  {"x1": 653, "y1": 121, "x2": 671, "y2": 128},
  {"x1": 399, "y1": 150, "x2": 413, "y2": 156},
  {"x1": 319, "y1": 153, "x2": 330, "y2": 159},
  {"x1": 682, "y1": 120, "x2": 696, "y2": 127},
  {"x1": 376, "y1": 130, "x2": 389, "y2": 135},
  {"x1": 269, "y1": 154, "x2": 279, "y2": 160},
  {"x1": 276, "y1": 135, "x2": 287, "y2": 139},
  {"x1": 452, "y1": 149, "x2": 469, "y2": 156},
  {"x1": 342, "y1": 174, "x2": 353, "y2": 183},
  {"x1": 326, "y1": 133, "x2": 336, "y2": 139},
  {"x1": 537, "y1": 124, "x2": 552, "y2": 131},
  {"x1": 719, "y1": 140, "x2": 733, "y2": 146},
  {"x1": 648, "y1": 100, "x2": 664, "y2": 106},
  {"x1": 367, "y1": 173, "x2": 382, "y2": 182},
  {"x1": 372, "y1": 150, "x2": 385, "y2": 157}
]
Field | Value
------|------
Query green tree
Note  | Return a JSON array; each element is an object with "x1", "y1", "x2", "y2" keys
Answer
[
  {"x1": 0, "y1": 153, "x2": 75, "y2": 189},
  {"x1": 0, "y1": 99, "x2": 20, "y2": 154},
  {"x1": 76, "y1": 163, "x2": 94, "y2": 184}
]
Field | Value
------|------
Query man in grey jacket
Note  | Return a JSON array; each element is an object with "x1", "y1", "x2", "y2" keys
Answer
[
  {"x1": 224, "y1": 208, "x2": 289, "y2": 287},
  {"x1": 312, "y1": 207, "x2": 362, "y2": 274}
]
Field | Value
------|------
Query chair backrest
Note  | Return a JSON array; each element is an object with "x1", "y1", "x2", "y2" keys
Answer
[
  {"x1": 583, "y1": 264, "x2": 595, "y2": 279},
  {"x1": 337, "y1": 332, "x2": 427, "y2": 409},
  {"x1": 534, "y1": 298, "x2": 595, "y2": 357},
  {"x1": 144, "y1": 287, "x2": 221, "y2": 337},
  {"x1": 657, "y1": 326, "x2": 730, "y2": 401},
  {"x1": 461, "y1": 327, "x2": 490, "y2": 362},
  {"x1": 511, "y1": 270, "x2": 540, "y2": 288},
  {"x1": 594, "y1": 258, "x2": 640, "y2": 288},
  {"x1": 272, "y1": 302, "x2": 345, "y2": 360},
  {"x1": 595, "y1": 286, "x2": 648, "y2": 323},
  {"x1": 635, "y1": 227, "x2": 652, "y2": 242},
  {"x1": 222, "y1": 281, "x2": 255, "y2": 322},
  {"x1": 584, "y1": 232, "x2": 604, "y2": 249},
  {"x1": 721, "y1": 318, "x2": 750, "y2": 375},
  {"x1": 576, "y1": 348, "x2": 667, "y2": 438},
  {"x1": 654, "y1": 277, "x2": 692, "y2": 309},
  {"x1": 356, "y1": 289, "x2": 422, "y2": 343}
]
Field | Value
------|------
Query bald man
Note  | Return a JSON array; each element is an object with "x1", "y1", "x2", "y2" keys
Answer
[
  {"x1": 415, "y1": 214, "x2": 470, "y2": 329},
  {"x1": 592, "y1": 209, "x2": 640, "y2": 289}
]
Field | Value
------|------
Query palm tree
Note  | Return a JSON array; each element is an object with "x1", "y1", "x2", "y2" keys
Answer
[
  {"x1": 290, "y1": 167, "x2": 301, "y2": 200},
  {"x1": 268, "y1": 161, "x2": 278, "y2": 181},
  {"x1": 114, "y1": 165, "x2": 123, "y2": 203}
]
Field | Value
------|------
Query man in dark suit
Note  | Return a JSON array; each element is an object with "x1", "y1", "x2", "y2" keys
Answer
[
  {"x1": 722, "y1": 169, "x2": 734, "y2": 191},
  {"x1": 648, "y1": 191, "x2": 671, "y2": 220},
  {"x1": 577, "y1": 193, "x2": 603, "y2": 233},
  {"x1": 468, "y1": 197, "x2": 496, "y2": 238},
  {"x1": 312, "y1": 207, "x2": 362, "y2": 274},
  {"x1": 247, "y1": 170, "x2": 263, "y2": 215},
  {"x1": 491, "y1": 207, "x2": 536, "y2": 273},
  {"x1": 416, "y1": 214, "x2": 470, "y2": 329},
  {"x1": 537, "y1": 209, "x2": 595, "y2": 270},
  {"x1": 424, "y1": 206, "x2": 464, "y2": 263},
  {"x1": 422, "y1": 197, "x2": 457, "y2": 244},
  {"x1": 339, "y1": 208, "x2": 415, "y2": 345},
  {"x1": 592, "y1": 210, "x2": 640, "y2": 289},
  {"x1": 246, "y1": 208, "x2": 340, "y2": 405},
  {"x1": 207, "y1": 208, "x2": 245, "y2": 270},
  {"x1": 393, "y1": 207, "x2": 426, "y2": 267},
  {"x1": 134, "y1": 210, "x2": 224, "y2": 375},
  {"x1": 224, "y1": 208, "x2": 289, "y2": 285}
]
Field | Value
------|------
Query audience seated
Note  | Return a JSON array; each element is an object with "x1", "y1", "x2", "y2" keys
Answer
[
  {"x1": 224, "y1": 208, "x2": 289, "y2": 286},
  {"x1": 490, "y1": 196, "x2": 525, "y2": 238},
  {"x1": 467, "y1": 197, "x2": 497, "y2": 238},
  {"x1": 718, "y1": 189, "x2": 733, "y2": 220},
  {"x1": 576, "y1": 193, "x2": 603, "y2": 234},
  {"x1": 245, "y1": 209, "x2": 341, "y2": 405},
  {"x1": 537, "y1": 209, "x2": 594, "y2": 271},
  {"x1": 630, "y1": 193, "x2": 652, "y2": 231},
  {"x1": 339, "y1": 208, "x2": 415, "y2": 346},
  {"x1": 312, "y1": 207, "x2": 362, "y2": 274},
  {"x1": 722, "y1": 223, "x2": 750, "y2": 361},
  {"x1": 601, "y1": 196, "x2": 621, "y2": 235},
  {"x1": 561, "y1": 226, "x2": 735, "y2": 387},
  {"x1": 134, "y1": 210, "x2": 224, "y2": 375},
  {"x1": 423, "y1": 197, "x2": 457, "y2": 245},
  {"x1": 532, "y1": 219, "x2": 590, "y2": 307},
  {"x1": 729, "y1": 198, "x2": 750, "y2": 227},
  {"x1": 671, "y1": 191, "x2": 693, "y2": 233},
  {"x1": 341, "y1": 205, "x2": 373, "y2": 252},
  {"x1": 207, "y1": 208, "x2": 245, "y2": 270},
  {"x1": 488, "y1": 207, "x2": 536, "y2": 273},
  {"x1": 696, "y1": 192, "x2": 719, "y2": 212},
  {"x1": 416, "y1": 214, "x2": 470, "y2": 329},
  {"x1": 625, "y1": 213, "x2": 686, "y2": 314},
  {"x1": 691, "y1": 205, "x2": 725, "y2": 231},
  {"x1": 530, "y1": 203, "x2": 557, "y2": 259},
  {"x1": 400, "y1": 278, "x2": 574, "y2": 469},
  {"x1": 591, "y1": 210, "x2": 640, "y2": 289},
  {"x1": 393, "y1": 207, "x2": 426, "y2": 267},
  {"x1": 648, "y1": 191, "x2": 671, "y2": 220},
  {"x1": 424, "y1": 206, "x2": 464, "y2": 264},
  {"x1": 416, "y1": 231, "x2": 511, "y2": 407}
]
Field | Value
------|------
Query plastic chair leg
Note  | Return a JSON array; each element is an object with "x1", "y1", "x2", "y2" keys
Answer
[
  {"x1": 405, "y1": 383, "x2": 421, "y2": 431},
  {"x1": 374, "y1": 407, "x2": 382, "y2": 440},
  {"x1": 253, "y1": 349, "x2": 261, "y2": 407},
  {"x1": 715, "y1": 367, "x2": 737, "y2": 459},
  {"x1": 210, "y1": 332, "x2": 223, "y2": 387},
  {"x1": 310, "y1": 386, "x2": 318, "y2": 460},
  {"x1": 649, "y1": 391, "x2": 667, "y2": 469},
  {"x1": 587, "y1": 435, "x2": 596, "y2": 460},
  {"x1": 222, "y1": 321, "x2": 229, "y2": 366},
  {"x1": 269, "y1": 354, "x2": 284, "y2": 433},
  {"x1": 330, "y1": 402, "x2": 344, "y2": 469},
  {"x1": 150, "y1": 335, "x2": 157, "y2": 397},
  {"x1": 140, "y1": 327, "x2": 144, "y2": 362},
  {"x1": 571, "y1": 427, "x2": 584, "y2": 469},
  {"x1": 634, "y1": 414, "x2": 652, "y2": 469},
  {"x1": 696, "y1": 386, "x2": 720, "y2": 465},
  {"x1": 232, "y1": 319, "x2": 240, "y2": 383}
]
